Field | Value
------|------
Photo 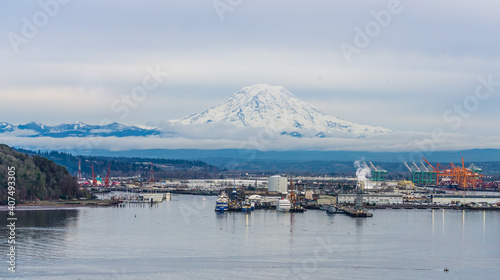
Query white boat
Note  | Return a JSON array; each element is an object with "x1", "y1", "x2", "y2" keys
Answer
[
  {"x1": 215, "y1": 191, "x2": 229, "y2": 212},
  {"x1": 276, "y1": 199, "x2": 291, "y2": 212},
  {"x1": 165, "y1": 193, "x2": 172, "y2": 201}
]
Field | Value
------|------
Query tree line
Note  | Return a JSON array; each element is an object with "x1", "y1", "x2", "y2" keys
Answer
[{"x1": 0, "y1": 144, "x2": 81, "y2": 204}]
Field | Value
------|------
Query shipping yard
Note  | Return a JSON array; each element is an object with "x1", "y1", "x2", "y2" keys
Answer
[{"x1": 78, "y1": 156, "x2": 500, "y2": 217}]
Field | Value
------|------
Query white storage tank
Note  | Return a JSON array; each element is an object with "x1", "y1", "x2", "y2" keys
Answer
[{"x1": 268, "y1": 175, "x2": 288, "y2": 194}]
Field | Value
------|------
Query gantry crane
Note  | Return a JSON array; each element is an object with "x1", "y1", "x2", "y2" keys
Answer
[
  {"x1": 91, "y1": 164, "x2": 97, "y2": 187},
  {"x1": 368, "y1": 161, "x2": 387, "y2": 181},
  {"x1": 422, "y1": 157, "x2": 483, "y2": 189},
  {"x1": 404, "y1": 161, "x2": 436, "y2": 185}
]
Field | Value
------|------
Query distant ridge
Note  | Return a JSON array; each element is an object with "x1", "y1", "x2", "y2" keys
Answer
[
  {"x1": 0, "y1": 121, "x2": 162, "y2": 138},
  {"x1": 55, "y1": 148, "x2": 500, "y2": 163}
]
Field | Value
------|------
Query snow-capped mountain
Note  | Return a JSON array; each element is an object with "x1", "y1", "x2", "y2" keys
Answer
[
  {"x1": 0, "y1": 122, "x2": 15, "y2": 133},
  {"x1": 0, "y1": 121, "x2": 162, "y2": 138},
  {"x1": 171, "y1": 84, "x2": 392, "y2": 137}
]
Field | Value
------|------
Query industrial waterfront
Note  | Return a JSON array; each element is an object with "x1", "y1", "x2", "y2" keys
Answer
[
  {"x1": 1, "y1": 194, "x2": 499, "y2": 280},
  {"x1": 78, "y1": 157, "x2": 500, "y2": 214}
]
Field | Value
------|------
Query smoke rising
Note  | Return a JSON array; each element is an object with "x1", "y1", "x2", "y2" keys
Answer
[{"x1": 354, "y1": 160, "x2": 371, "y2": 183}]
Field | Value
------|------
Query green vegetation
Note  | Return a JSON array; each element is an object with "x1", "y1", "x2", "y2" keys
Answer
[
  {"x1": 0, "y1": 144, "x2": 80, "y2": 204},
  {"x1": 15, "y1": 148, "x2": 221, "y2": 179}
]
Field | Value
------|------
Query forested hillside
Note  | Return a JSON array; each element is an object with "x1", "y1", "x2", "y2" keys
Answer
[
  {"x1": 15, "y1": 148, "x2": 221, "y2": 179},
  {"x1": 0, "y1": 144, "x2": 80, "y2": 204}
]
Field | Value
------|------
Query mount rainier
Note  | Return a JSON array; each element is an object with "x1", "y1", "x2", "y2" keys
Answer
[
  {"x1": 1, "y1": 84, "x2": 392, "y2": 140},
  {"x1": 171, "y1": 84, "x2": 392, "y2": 138}
]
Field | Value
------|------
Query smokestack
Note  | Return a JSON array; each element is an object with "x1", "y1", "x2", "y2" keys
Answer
[{"x1": 354, "y1": 160, "x2": 371, "y2": 190}]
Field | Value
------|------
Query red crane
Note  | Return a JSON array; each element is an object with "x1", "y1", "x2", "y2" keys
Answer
[
  {"x1": 104, "y1": 164, "x2": 111, "y2": 187},
  {"x1": 91, "y1": 164, "x2": 97, "y2": 187},
  {"x1": 422, "y1": 157, "x2": 483, "y2": 189}
]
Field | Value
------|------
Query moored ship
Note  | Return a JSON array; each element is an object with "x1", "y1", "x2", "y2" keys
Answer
[
  {"x1": 215, "y1": 191, "x2": 229, "y2": 212},
  {"x1": 276, "y1": 198, "x2": 291, "y2": 212}
]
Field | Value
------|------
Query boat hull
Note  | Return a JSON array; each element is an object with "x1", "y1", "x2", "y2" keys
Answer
[
  {"x1": 276, "y1": 199, "x2": 291, "y2": 212},
  {"x1": 215, "y1": 202, "x2": 229, "y2": 212}
]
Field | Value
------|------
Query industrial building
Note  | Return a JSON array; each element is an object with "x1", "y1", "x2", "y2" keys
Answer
[
  {"x1": 268, "y1": 175, "x2": 288, "y2": 194},
  {"x1": 338, "y1": 194, "x2": 403, "y2": 205},
  {"x1": 316, "y1": 195, "x2": 337, "y2": 205},
  {"x1": 305, "y1": 190, "x2": 314, "y2": 200},
  {"x1": 141, "y1": 193, "x2": 166, "y2": 202},
  {"x1": 431, "y1": 195, "x2": 500, "y2": 205}
]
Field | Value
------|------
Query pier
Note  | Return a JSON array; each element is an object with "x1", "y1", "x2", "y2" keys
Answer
[{"x1": 327, "y1": 205, "x2": 373, "y2": 217}]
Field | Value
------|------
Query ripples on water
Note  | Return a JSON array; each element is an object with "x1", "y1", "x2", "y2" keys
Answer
[{"x1": 0, "y1": 195, "x2": 499, "y2": 280}]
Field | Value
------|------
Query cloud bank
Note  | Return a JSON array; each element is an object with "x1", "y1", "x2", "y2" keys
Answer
[{"x1": 2, "y1": 126, "x2": 500, "y2": 154}]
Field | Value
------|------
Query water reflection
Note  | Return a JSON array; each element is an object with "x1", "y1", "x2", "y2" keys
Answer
[
  {"x1": 245, "y1": 213, "x2": 250, "y2": 246},
  {"x1": 117, "y1": 202, "x2": 161, "y2": 209},
  {"x1": 1, "y1": 199, "x2": 498, "y2": 279},
  {"x1": 0, "y1": 209, "x2": 78, "y2": 228},
  {"x1": 483, "y1": 211, "x2": 486, "y2": 244},
  {"x1": 215, "y1": 212, "x2": 228, "y2": 232},
  {"x1": 462, "y1": 210, "x2": 465, "y2": 244},
  {"x1": 0, "y1": 210, "x2": 79, "y2": 260},
  {"x1": 432, "y1": 209, "x2": 435, "y2": 237},
  {"x1": 355, "y1": 218, "x2": 365, "y2": 228},
  {"x1": 442, "y1": 209, "x2": 445, "y2": 236}
]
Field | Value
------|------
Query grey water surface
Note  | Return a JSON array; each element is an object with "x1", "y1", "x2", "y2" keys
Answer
[{"x1": 1, "y1": 195, "x2": 498, "y2": 280}]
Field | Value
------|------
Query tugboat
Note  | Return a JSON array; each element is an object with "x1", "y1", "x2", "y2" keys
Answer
[
  {"x1": 348, "y1": 180, "x2": 373, "y2": 217},
  {"x1": 214, "y1": 190, "x2": 229, "y2": 212},
  {"x1": 228, "y1": 185, "x2": 242, "y2": 211},
  {"x1": 242, "y1": 201, "x2": 252, "y2": 213}
]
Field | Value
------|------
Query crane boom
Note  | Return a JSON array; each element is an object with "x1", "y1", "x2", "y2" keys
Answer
[
  {"x1": 368, "y1": 161, "x2": 378, "y2": 171},
  {"x1": 422, "y1": 157, "x2": 438, "y2": 172},
  {"x1": 412, "y1": 162, "x2": 421, "y2": 172},
  {"x1": 404, "y1": 162, "x2": 413, "y2": 172},
  {"x1": 91, "y1": 164, "x2": 97, "y2": 187},
  {"x1": 104, "y1": 164, "x2": 111, "y2": 187},
  {"x1": 420, "y1": 162, "x2": 429, "y2": 172}
]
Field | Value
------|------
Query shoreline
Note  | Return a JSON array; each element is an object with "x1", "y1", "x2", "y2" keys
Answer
[
  {"x1": 0, "y1": 200, "x2": 120, "y2": 211},
  {"x1": 1, "y1": 201, "x2": 499, "y2": 212},
  {"x1": 365, "y1": 204, "x2": 500, "y2": 211}
]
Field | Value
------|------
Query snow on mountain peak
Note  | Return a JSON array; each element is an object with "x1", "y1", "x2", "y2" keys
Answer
[
  {"x1": 174, "y1": 84, "x2": 393, "y2": 137},
  {"x1": 0, "y1": 121, "x2": 161, "y2": 138}
]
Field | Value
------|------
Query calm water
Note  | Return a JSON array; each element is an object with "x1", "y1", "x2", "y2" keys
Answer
[{"x1": 1, "y1": 195, "x2": 499, "y2": 280}]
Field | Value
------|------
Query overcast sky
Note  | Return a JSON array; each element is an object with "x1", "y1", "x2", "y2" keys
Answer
[{"x1": 1, "y1": 0, "x2": 500, "y2": 151}]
